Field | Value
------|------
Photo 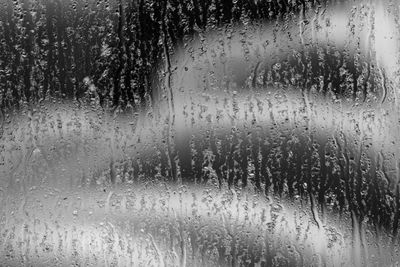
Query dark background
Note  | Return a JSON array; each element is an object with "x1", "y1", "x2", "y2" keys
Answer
[{"x1": 0, "y1": 0, "x2": 314, "y2": 110}]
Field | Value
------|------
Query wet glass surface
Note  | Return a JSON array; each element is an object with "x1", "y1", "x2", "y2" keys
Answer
[{"x1": 0, "y1": 0, "x2": 400, "y2": 266}]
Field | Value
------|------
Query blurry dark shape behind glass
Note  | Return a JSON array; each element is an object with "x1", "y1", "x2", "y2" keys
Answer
[{"x1": 0, "y1": 0, "x2": 400, "y2": 266}]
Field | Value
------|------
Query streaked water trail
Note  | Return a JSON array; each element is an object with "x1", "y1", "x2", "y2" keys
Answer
[{"x1": 1, "y1": 0, "x2": 400, "y2": 266}]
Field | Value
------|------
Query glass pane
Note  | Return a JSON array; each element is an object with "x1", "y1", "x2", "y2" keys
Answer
[{"x1": 0, "y1": 0, "x2": 399, "y2": 266}]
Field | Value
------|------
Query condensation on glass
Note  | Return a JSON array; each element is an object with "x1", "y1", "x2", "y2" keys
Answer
[{"x1": 0, "y1": 0, "x2": 399, "y2": 266}]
